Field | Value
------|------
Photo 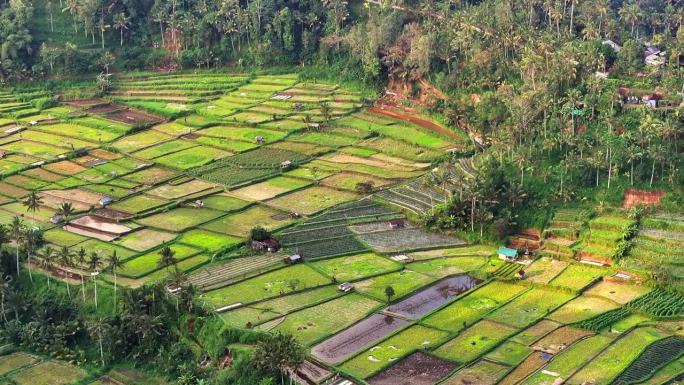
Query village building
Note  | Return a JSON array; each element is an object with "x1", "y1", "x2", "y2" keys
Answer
[
  {"x1": 602, "y1": 39, "x2": 621, "y2": 53},
  {"x1": 251, "y1": 238, "x2": 280, "y2": 252},
  {"x1": 389, "y1": 219, "x2": 406, "y2": 229},
  {"x1": 284, "y1": 253, "x2": 303, "y2": 264},
  {"x1": 497, "y1": 247, "x2": 519, "y2": 261}
]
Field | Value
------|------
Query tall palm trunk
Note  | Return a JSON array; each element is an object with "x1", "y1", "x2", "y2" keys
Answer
[
  {"x1": 27, "y1": 255, "x2": 32, "y2": 282},
  {"x1": 81, "y1": 274, "x2": 86, "y2": 302}
]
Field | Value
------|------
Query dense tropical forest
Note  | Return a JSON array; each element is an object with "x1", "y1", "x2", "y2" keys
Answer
[{"x1": 0, "y1": 0, "x2": 683, "y2": 385}]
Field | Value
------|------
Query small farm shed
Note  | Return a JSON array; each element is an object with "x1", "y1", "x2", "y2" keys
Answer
[
  {"x1": 252, "y1": 238, "x2": 280, "y2": 252},
  {"x1": 389, "y1": 219, "x2": 406, "y2": 229},
  {"x1": 498, "y1": 247, "x2": 519, "y2": 261},
  {"x1": 284, "y1": 254, "x2": 302, "y2": 264},
  {"x1": 99, "y1": 196, "x2": 113, "y2": 206}
]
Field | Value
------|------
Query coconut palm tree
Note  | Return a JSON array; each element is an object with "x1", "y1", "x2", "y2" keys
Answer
[
  {"x1": 38, "y1": 247, "x2": 56, "y2": 289},
  {"x1": 107, "y1": 251, "x2": 124, "y2": 314},
  {"x1": 113, "y1": 11, "x2": 131, "y2": 46},
  {"x1": 8, "y1": 217, "x2": 22, "y2": 276},
  {"x1": 88, "y1": 317, "x2": 109, "y2": 367},
  {"x1": 22, "y1": 228, "x2": 42, "y2": 283},
  {"x1": 58, "y1": 246, "x2": 74, "y2": 298},
  {"x1": 89, "y1": 252, "x2": 103, "y2": 310},
  {"x1": 157, "y1": 246, "x2": 177, "y2": 273},
  {"x1": 23, "y1": 192, "x2": 43, "y2": 227},
  {"x1": 57, "y1": 202, "x2": 75, "y2": 222},
  {"x1": 76, "y1": 247, "x2": 87, "y2": 302}
]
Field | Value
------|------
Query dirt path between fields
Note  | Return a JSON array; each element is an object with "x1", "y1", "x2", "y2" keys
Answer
[{"x1": 367, "y1": 106, "x2": 461, "y2": 140}]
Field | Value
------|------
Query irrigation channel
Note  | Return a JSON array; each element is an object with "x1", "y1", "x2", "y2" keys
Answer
[{"x1": 312, "y1": 275, "x2": 479, "y2": 364}]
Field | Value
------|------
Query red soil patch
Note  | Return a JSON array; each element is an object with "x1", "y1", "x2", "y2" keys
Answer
[
  {"x1": 64, "y1": 98, "x2": 108, "y2": 107},
  {"x1": 623, "y1": 188, "x2": 665, "y2": 208},
  {"x1": 107, "y1": 109, "x2": 162, "y2": 125},
  {"x1": 86, "y1": 104, "x2": 122, "y2": 114},
  {"x1": 367, "y1": 106, "x2": 461, "y2": 140}
]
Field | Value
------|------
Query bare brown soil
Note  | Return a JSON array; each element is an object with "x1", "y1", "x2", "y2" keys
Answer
[
  {"x1": 367, "y1": 352, "x2": 457, "y2": 385},
  {"x1": 623, "y1": 188, "x2": 665, "y2": 208},
  {"x1": 368, "y1": 106, "x2": 461, "y2": 141},
  {"x1": 107, "y1": 109, "x2": 162, "y2": 125},
  {"x1": 385, "y1": 275, "x2": 480, "y2": 319},
  {"x1": 86, "y1": 104, "x2": 123, "y2": 114},
  {"x1": 311, "y1": 314, "x2": 409, "y2": 365},
  {"x1": 63, "y1": 98, "x2": 108, "y2": 106}
]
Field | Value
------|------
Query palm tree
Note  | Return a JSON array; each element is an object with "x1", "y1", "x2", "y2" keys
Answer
[
  {"x1": 89, "y1": 252, "x2": 103, "y2": 310},
  {"x1": 76, "y1": 247, "x2": 87, "y2": 302},
  {"x1": 319, "y1": 102, "x2": 332, "y2": 125},
  {"x1": 8, "y1": 217, "x2": 23, "y2": 276},
  {"x1": 58, "y1": 246, "x2": 74, "y2": 297},
  {"x1": 0, "y1": 225, "x2": 8, "y2": 251},
  {"x1": 157, "y1": 246, "x2": 177, "y2": 272},
  {"x1": 38, "y1": 247, "x2": 55, "y2": 289},
  {"x1": 57, "y1": 202, "x2": 75, "y2": 222},
  {"x1": 22, "y1": 228, "x2": 43, "y2": 283},
  {"x1": 88, "y1": 317, "x2": 109, "y2": 367},
  {"x1": 113, "y1": 11, "x2": 131, "y2": 46},
  {"x1": 106, "y1": 251, "x2": 124, "y2": 314},
  {"x1": 384, "y1": 285, "x2": 395, "y2": 304},
  {"x1": 167, "y1": 267, "x2": 188, "y2": 311},
  {"x1": 23, "y1": 192, "x2": 43, "y2": 227}
]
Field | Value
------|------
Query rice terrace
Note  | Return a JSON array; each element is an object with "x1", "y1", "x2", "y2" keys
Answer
[{"x1": 0, "y1": 0, "x2": 683, "y2": 385}]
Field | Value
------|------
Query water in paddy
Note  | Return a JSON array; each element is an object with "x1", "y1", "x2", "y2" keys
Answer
[
  {"x1": 385, "y1": 274, "x2": 481, "y2": 319},
  {"x1": 311, "y1": 313, "x2": 409, "y2": 365}
]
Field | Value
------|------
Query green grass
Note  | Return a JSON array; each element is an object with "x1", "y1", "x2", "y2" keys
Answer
[
  {"x1": 310, "y1": 253, "x2": 402, "y2": 281},
  {"x1": 113, "y1": 130, "x2": 172, "y2": 153},
  {"x1": 568, "y1": 327, "x2": 669, "y2": 385},
  {"x1": 2, "y1": 139, "x2": 70, "y2": 159},
  {"x1": 485, "y1": 341, "x2": 533, "y2": 366},
  {"x1": 549, "y1": 264, "x2": 607, "y2": 290},
  {"x1": 220, "y1": 286, "x2": 341, "y2": 327},
  {"x1": 201, "y1": 205, "x2": 294, "y2": 236},
  {"x1": 422, "y1": 281, "x2": 528, "y2": 333},
  {"x1": 118, "y1": 243, "x2": 202, "y2": 278},
  {"x1": 522, "y1": 335, "x2": 615, "y2": 385},
  {"x1": 547, "y1": 295, "x2": 620, "y2": 324},
  {"x1": 178, "y1": 229, "x2": 242, "y2": 252},
  {"x1": 144, "y1": 253, "x2": 212, "y2": 282},
  {"x1": 273, "y1": 293, "x2": 381, "y2": 345},
  {"x1": 133, "y1": 140, "x2": 197, "y2": 159},
  {"x1": 341, "y1": 325, "x2": 450, "y2": 379},
  {"x1": 290, "y1": 132, "x2": 359, "y2": 147},
  {"x1": 442, "y1": 359, "x2": 510, "y2": 385},
  {"x1": 199, "y1": 126, "x2": 288, "y2": 143},
  {"x1": 486, "y1": 288, "x2": 576, "y2": 329},
  {"x1": 354, "y1": 269, "x2": 436, "y2": 301},
  {"x1": 193, "y1": 135, "x2": 259, "y2": 152},
  {"x1": 201, "y1": 194, "x2": 251, "y2": 212},
  {"x1": 72, "y1": 116, "x2": 131, "y2": 133},
  {"x1": 407, "y1": 256, "x2": 488, "y2": 278},
  {"x1": 153, "y1": 146, "x2": 230, "y2": 170},
  {"x1": 200, "y1": 264, "x2": 331, "y2": 307},
  {"x1": 266, "y1": 186, "x2": 358, "y2": 215},
  {"x1": 113, "y1": 229, "x2": 177, "y2": 252},
  {"x1": 136, "y1": 207, "x2": 225, "y2": 232},
  {"x1": 37, "y1": 123, "x2": 121, "y2": 142},
  {"x1": 9, "y1": 360, "x2": 88, "y2": 385},
  {"x1": 42, "y1": 228, "x2": 89, "y2": 247},
  {"x1": 231, "y1": 176, "x2": 311, "y2": 201},
  {"x1": 110, "y1": 194, "x2": 169, "y2": 214},
  {"x1": 145, "y1": 179, "x2": 216, "y2": 200},
  {"x1": 435, "y1": 320, "x2": 519, "y2": 364},
  {"x1": 0, "y1": 352, "x2": 38, "y2": 375}
]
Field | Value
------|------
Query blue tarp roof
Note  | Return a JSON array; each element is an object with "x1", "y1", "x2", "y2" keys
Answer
[{"x1": 497, "y1": 247, "x2": 518, "y2": 257}]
